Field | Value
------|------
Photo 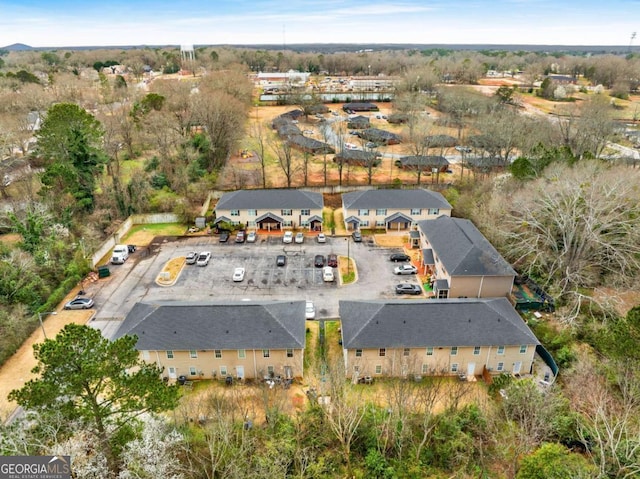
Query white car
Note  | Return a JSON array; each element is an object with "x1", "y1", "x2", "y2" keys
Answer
[
  {"x1": 323, "y1": 266, "x2": 334, "y2": 282},
  {"x1": 246, "y1": 231, "x2": 257, "y2": 243},
  {"x1": 283, "y1": 231, "x2": 293, "y2": 243},
  {"x1": 233, "y1": 267, "x2": 245, "y2": 282},
  {"x1": 305, "y1": 300, "x2": 316, "y2": 320},
  {"x1": 317, "y1": 233, "x2": 326, "y2": 243},
  {"x1": 295, "y1": 232, "x2": 304, "y2": 244},
  {"x1": 196, "y1": 251, "x2": 211, "y2": 266},
  {"x1": 394, "y1": 264, "x2": 418, "y2": 275}
]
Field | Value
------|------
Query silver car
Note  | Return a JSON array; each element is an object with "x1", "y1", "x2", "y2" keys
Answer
[{"x1": 64, "y1": 297, "x2": 95, "y2": 310}]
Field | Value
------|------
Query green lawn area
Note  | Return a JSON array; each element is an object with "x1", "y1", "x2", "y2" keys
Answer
[{"x1": 123, "y1": 223, "x2": 188, "y2": 240}]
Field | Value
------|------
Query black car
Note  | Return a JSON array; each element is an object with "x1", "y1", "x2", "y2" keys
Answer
[
  {"x1": 390, "y1": 253, "x2": 411, "y2": 262},
  {"x1": 219, "y1": 232, "x2": 230, "y2": 243},
  {"x1": 314, "y1": 255, "x2": 325, "y2": 268},
  {"x1": 127, "y1": 244, "x2": 137, "y2": 253},
  {"x1": 395, "y1": 284, "x2": 422, "y2": 295},
  {"x1": 327, "y1": 254, "x2": 338, "y2": 267},
  {"x1": 352, "y1": 231, "x2": 362, "y2": 242},
  {"x1": 276, "y1": 255, "x2": 286, "y2": 266}
]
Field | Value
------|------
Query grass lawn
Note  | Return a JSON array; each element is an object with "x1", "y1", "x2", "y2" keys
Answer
[{"x1": 123, "y1": 223, "x2": 189, "y2": 245}]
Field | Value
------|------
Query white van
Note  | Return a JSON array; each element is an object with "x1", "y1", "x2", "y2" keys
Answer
[{"x1": 111, "y1": 244, "x2": 129, "y2": 264}]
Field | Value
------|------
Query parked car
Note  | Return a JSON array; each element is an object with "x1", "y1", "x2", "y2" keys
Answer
[
  {"x1": 276, "y1": 255, "x2": 287, "y2": 266},
  {"x1": 64, "y1": 297, "x2": 95, "y2": 310},
  {"x1": 283, "y1": 231, "x2": 293, "y2": 243},
  {"x1": 323, "y1": 266, "x2": 335, "y2": 282},
  {"x1": 127, "y1": 244, "x2": 137, "y2": 253},
  {"x1": 352, "y1": 231, "x2": 362, "y2": 242},
  {"x1": 390, "y1": 253, "x2": 411, "y2": 262},
  {"x1": 305, "y1": 300, "x2": 316, "y2": 320},
  {"x1": 246, "y1": 231, "x2": 257, "y2": 243},
  {"x1": 314, "y1": 255, "x2": 325, "y2": 268},
  {"x1": 235, "y1": 230, "x2": 245, "y2": 243},
  {"x1": 327, "y1": 254, "x2": 338, "y2": 267},
  {"x1": 196, "y1": 251, "x2": 211, "y2": 266},
  {"x1": 219, "y1": 231, "x2": 230, "y2": 243},
  {"x1": 394, "y1": 264, "x2": 418, "y2": 275},
  {"x1": 316, "y1": 233, "x2": 326, "y2": 243},
  {"x1": 295, "y1": 232, "x2": 304, "y2": 244},
  {"x1": 185, "y1": 251, "x2": 198, "y2": 265},
  {"x1": 233, "y1": 267, "x2": 245, "y2": 282},
  {"x1": 395, "y1": 283, "x2": 422, "y2": 295}
]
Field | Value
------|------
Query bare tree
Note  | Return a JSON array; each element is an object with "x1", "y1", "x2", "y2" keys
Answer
[{"x1": 271, "y1": 138, "x2": 297, "y2": 188}]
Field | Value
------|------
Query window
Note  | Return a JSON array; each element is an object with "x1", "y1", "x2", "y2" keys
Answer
[
  {"x1": 287, "y1": 349, "x2": 293, "y2": 358},
  {"x1": 497, "y1": 346, "x2": 505, "y2": 355},
  {"x1": 519, "y1": 345, "x2": 528, "y2": 354},
  {"x1": 451, "y1": 363, "x2": 459, "y2": 373},
  {"x1": 355, "y1": 349, "x2": 362, "y2": 357},
  {"x1": 247, "y1": 209, "x2": 257, "y2": 216},
  {"x1": 189, "y1": 350, "x2": 197, "y2": 359},
  {"x1": 361, "y1": 220, "x2": 369, "y2": 227},
  {"x1": 283, "y1": 220, "x2": 293, "y2": 227},
  {"x1": 230, "y1": 209, "x2": 239, "y2": 216},
  {"x1": 497, "y1": 362, "x2": 504, "y2": 372},
  {"x1": 375, "y1": 365, "x2": 382, "y2": 374},
  {"x1": 300, "y1": 209, "x2": 310, "y2": 216},
  {"x1": 376, "y1": 220, "x2": 385, "y2": 227},
  {"x1": 426, "y1": 347, "x2": 434, "y2": 356},
  {"x1": 300, "y1": 220, "x2": 309, "y2": 227},
  {"x1": 267, "y1": 366, "x2": 275, "y2": 375},
  {"x1": 215, "y1": 350, "x2": 222, "y2": 359},
  {"x1": 248, "y1": 221, "x2": 256, "y2": 227},
  {"x1": 473, "y1": 346, "x2": 481, "y2": 356},
  {"x1": 281, "y1": 209, "x2": 292, "y2": 216},
  {"x1": 263, "y1": 349, "x2": 270, "y2": 358},
  {"x1": 358, "y1": 209, "x2": 370, "y2": 216},
  {"x1": 189, "y1": 367, "x2": 197, "y2": 376},
  {"x1": 403, "y1": 348, "x2": 410, "y2": 357},
  {"x1": 411, "y1": 208, "x2": 421, "y2": 215},
  {"x1": 422, "y1": 364, "x2": 428, "y2": 374},
  {"x1": 238, "y1": 349, "x2": 246, "y2": 359},
  {"x1": 428, "y1": 208, "x2": 439, "y2": 215},
  {"x1": 220, "y1": 366, "x2": 227, "y2": 376},
  {"x1": 450, "y1": 346, "x2": 458, "y2": 356},
  {"x1": 376, "y1": 208, "x2": 387, "y2": 216},
  {"x1": 166, "y1": 350, "x2": 174, "y2": 359},
  {"x1": 379, "y1": 348, "x2": 386, "y2": 357},
  {"x1": 438, "y1": 289, "x2": 449, "y2": 299}
]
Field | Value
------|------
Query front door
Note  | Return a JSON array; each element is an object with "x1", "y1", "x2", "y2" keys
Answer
[
  {"x1": 513, "y1": 361, "x2": 522, "y2": 375},
  {"x1": 236, "y1": 366, "x2": 245, "y2": 380},
  {"x1": 168, "y1": 367, "x2": 177, "y2": 379},
  {"x1": 466, "y1": 362, "x2": 475, "y2": 377}
]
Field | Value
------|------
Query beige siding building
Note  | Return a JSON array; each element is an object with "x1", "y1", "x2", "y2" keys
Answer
[
  {"x1": 342, "y1": 188, "x2": 452, "y2": 232},
  {"x1": 114, "y1": 301, "x2": 306, "y2": 381},
  {"x1": 417, "y1": 216, "x2": 516, "y2": 299},
  {"x1": 215, "y1": 189, "x2": 324, "y2": 232},
  {"x1": 340, "y1": 299, "x2": 539, "y2": 380}
]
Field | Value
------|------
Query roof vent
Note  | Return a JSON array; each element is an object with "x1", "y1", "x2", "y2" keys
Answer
[
  {"x1": 226, "y1": 330, "x2": 229, "y2": 334},
  {"x1": 468, "y1": 319, "x2": 471, "y2": 322},
  {"x1": 174, "y1": 331, "x2": 177, "y2": 334}
]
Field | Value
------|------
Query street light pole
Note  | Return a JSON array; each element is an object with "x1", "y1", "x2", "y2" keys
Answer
[
  {"x1": 38, "y1": 311, "x2": 57, "y2": 340},
  {"x1": 345, "y1": 237, "x2": 350, "y2": 276}
]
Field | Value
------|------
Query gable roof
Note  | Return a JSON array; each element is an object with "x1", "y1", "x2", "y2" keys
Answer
[
  {"x1": 114, "y1": 301, "x2": 306, "y2": 350},
  {"x1": 216, "y1": 189, "x2": 324, "y2": 211},
  {"x1": 396, "y1": 155, "x2": 449, "y2": 168},
  {"x1": 417, "y1": 216, "x2": 515, "y2": 277},
  {"x1": 342, "y1": 188, "x2": 451, "y2": 211},
  {"x1": 340, "y1": 298, "x2": 539, "y2": 349}
]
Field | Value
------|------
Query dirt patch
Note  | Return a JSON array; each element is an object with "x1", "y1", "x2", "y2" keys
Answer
[
  {"x1": 156, "y1": 257, "x2": 186, "y2": 286},
  {"x1": 0, "y1": 286, "x2": 94, "y2": 422},
  {"x1": 374, "y1": 234, "x2": 408, "y2": 248},
  {"x1": 592, "y1": 287, "x2": 640, "y2": 317},
  {"x1": 0, "y1": 233, "x2": 21, "y2": 244}
]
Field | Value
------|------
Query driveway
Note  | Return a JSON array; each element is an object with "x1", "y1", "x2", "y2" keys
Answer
[{"x1": 86, "y1": 234, "x2": 422, "y2": 337}]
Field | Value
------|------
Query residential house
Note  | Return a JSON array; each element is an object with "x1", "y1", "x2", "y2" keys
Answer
[
  {"x1": 342, "y1": 188, "x2": 451, "y2": 232},
  {"x1": 386, "y1": 113, "x2": 409, "y2": 124},
  {"x1": 287, "y1": 135, "x2": 335, "y2": 155},
  {"x1": 114, "y1": 300, "x2": 306, "y2": 381},
  {"x1": 347, "y1": 115, "x2": 370, "y2": 129},
  {"x1": 395, "y1": 155, "x2": 450, "y2": 172},
  {"x1": 339, "y1": 298, "x2": 540, "y2": 379},
  {"x1": 416, "y1": 215, "x2": 516, "y2": 299},
  {"x1": 215, "y1": 189, "x2": 324, "y2": 231},
  {"x1": 334, "y1": 150, "x2": 381, "y2": 167},
  {"x1": 342, "y1": 102, "x2": 379, "y2": 112},
  {"x1": 357, "y1": 128, "x2": 402, "y2": 145}
]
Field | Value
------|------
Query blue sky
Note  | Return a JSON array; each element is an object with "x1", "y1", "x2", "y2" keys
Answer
[{"x1": 0, "y1": 0, "x2": 638, "y2": 48}]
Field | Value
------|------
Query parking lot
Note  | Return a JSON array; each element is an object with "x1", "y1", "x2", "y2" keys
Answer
[{"x1": 89, "y1": 233, "x2": 422, "y2": 336}]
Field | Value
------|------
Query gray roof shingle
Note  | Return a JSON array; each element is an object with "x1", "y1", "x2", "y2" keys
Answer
[
  {"x1": 417, "y1": 216, "x2": 515, "y2": 277},
  {"x1": 114, "y1": 301, "x2": 306, "y2": 351},
  {"x1": 342, "y1": 188, "x2": 451, "y2": 211},
  {"x1": 216, "y1": 189, "x2": 324, "y2": 211},
  {"x1": 339, "y1": 298, "x2": 539, "y2": 349}
]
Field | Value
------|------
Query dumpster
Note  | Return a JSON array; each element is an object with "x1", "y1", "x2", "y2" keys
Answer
[
  {"x1": 178, "y1": 375, "x2": 187, "y2": 385},
  {"x1": 97, "y1": 265, "x2": 110, "y2": 278}
]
